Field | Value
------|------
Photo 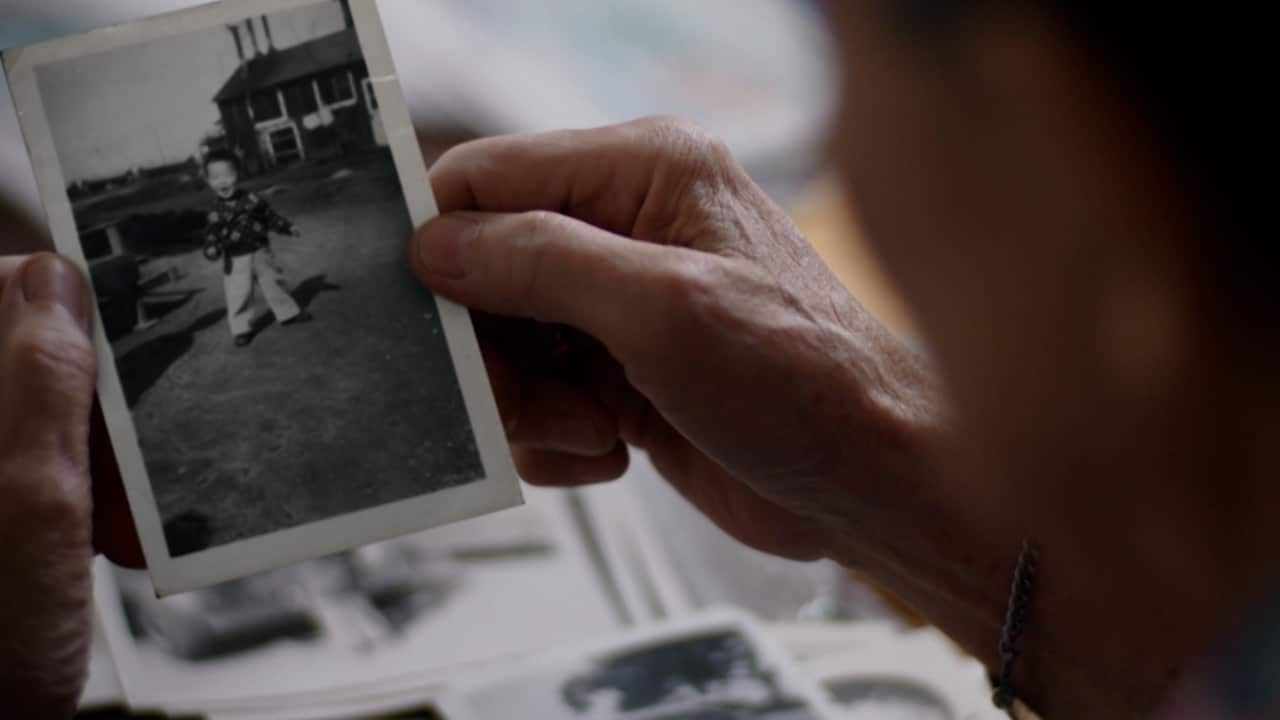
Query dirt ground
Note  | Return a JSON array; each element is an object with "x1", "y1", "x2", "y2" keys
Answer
[{"x1": 108, "y1": 153, "x2": 484, "y2": 556}]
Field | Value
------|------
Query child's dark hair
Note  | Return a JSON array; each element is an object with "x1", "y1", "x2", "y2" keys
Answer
[{"x1": 203, "y1": 150, "x2": 240, "y2": 173}]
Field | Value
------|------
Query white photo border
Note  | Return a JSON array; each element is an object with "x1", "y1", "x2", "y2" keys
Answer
[{"x1": 4, "y1": 0, "x2": 521, "y2": 595}]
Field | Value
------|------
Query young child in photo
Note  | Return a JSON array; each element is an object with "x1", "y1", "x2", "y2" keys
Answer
[{"x1": 201, "y1": 151, "x2": 310, "y2": 347}]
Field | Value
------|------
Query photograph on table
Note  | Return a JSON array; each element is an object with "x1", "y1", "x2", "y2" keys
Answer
[
  {"x1": 2, "y1": 0, "x2": 519, "y2": 594},
  {"x1": 802, "y1": 628, "x2": 997, "y2": 720},
  {"x1": 94, "y1": 487, "x2": 635, "y2": 716},
  {"x1": 437, "y1": 609, "x2": 840, "y2": 720}
]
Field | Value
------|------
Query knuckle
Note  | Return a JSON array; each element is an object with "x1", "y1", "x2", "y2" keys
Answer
[
  {"x1": 430, "y1": 136, "x2": 482, "y2": 174},
  {"x1": 6, "y1": 321, "x2": 95, "y2": 386},
  {"x1": 679, "y1": 258, "x2": 738, "y2": 326},
  {"x1": 520, "y1": 209, "x2": 564, "y2": 244},
  {"x1": 643, "y1": 116, "x2": 733, "y2": 170},
  {"x1": 635, "y1": 119, "x2": 745, "y2": 227},
  {"x1": 637, "y1": 115, "x2": 706, "y2": 146},
  {"x1": 0, "y1": 457, "x2": 92, "y2": 529},
  {"x1": 650, "y1": 255, "x2": 735, "y2": 341},
  {"x1": 511, "y1": 210, "x2": 563, "y2": 313}
]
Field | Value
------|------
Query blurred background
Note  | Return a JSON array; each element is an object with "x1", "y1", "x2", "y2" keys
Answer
[{"x1": 0, "y1": 2, "x2": 971, "y2": 719}]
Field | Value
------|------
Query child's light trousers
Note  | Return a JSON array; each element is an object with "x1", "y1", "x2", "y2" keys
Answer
[{"x1": 222, "y1": 250, "x2": 300, "y2": 336}]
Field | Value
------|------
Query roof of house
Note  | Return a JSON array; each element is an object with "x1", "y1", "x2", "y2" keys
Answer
[{"x1": 214, "y1": 28, "x2": 361, "y2": 103}]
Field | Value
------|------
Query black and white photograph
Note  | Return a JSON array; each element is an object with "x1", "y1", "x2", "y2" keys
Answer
[
  {"x1": 3, "y1": 0, "x2": 520, "y2": 593},
  {"x1": 438, "y1": 611, "x2": 840, "y2": 720},
  {"x1": 94, "y1": 487, "x2": 631, "y2": 715},
  {"x1": 801, "y1": 629, "x2": 997, "y2": 720}
]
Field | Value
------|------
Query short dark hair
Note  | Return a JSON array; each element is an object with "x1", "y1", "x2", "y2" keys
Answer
[{"x1": 203, "y1": 150, "x2": 240, "y2": 173}]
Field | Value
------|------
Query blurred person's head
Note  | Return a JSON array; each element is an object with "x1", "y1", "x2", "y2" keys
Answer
[
  {"x1": 825, "y1": 0, "x2": 1273, "y2": 708},
  {"x1": 203, "y1": 151, "x2": 241, "y2": 199}
]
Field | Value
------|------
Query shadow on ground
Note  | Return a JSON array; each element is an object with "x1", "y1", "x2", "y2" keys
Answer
[
  {"x1": 248, "y1": 274, "x2": 343, "y2": 337},
  {"x1": 293, "y1": 274, "x2": 342, "y2": 308},
  {"x1": 163, "y1": 510, "x2": 215, "y2": 557},
  {"x1": 117, "y1": 309, "x2": 225, "y2": 407},
  {"x1": 117, "y1": 274, "x2": 343, "y2": 407}
]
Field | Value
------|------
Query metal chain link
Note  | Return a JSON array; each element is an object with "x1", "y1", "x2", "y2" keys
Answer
[{"x1": 992, "y1": 538, "x2": 1039, "y2": 713}]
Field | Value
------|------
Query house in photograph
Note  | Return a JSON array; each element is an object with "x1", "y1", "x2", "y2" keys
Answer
[{"x1": 212, "y1": 5, "x2": 386, "y2": 175}]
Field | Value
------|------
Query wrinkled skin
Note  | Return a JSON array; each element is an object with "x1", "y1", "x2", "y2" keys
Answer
[
  {"x1": 410, "y1": 119, "x2": 941, "y2": 563},
  {"x1": 0, "y1": 253, "x2": 97, "y2": 719},
  {"x1": 0, "y1": 200, "x2": 141, "y2": 718},
  {"x1": 4, "y1": 1, "x2": 1278, "y2": 717}
]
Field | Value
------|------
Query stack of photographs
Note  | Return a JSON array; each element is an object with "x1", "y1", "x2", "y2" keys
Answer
[{"x1": 91, "y1": 487, "x2": 644, "y2": 717}]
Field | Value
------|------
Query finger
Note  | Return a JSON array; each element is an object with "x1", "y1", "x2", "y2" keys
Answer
[
  {"x1": 0, "y1": 255, "x2": 96, "y2": 469},
  {"x1": 413, "y1": 210, "x2": 706, "y2": 357},
  {"x1": 486, "y1": 348, "x2": 619, "y2": 456},
  {"x1": 0, "y1": 254, "x2": 97, "y2": 719},
  {"x1": 0, "y1": 254, "x2": 145, "y2": 565},
  {"x1": 513, "y1": 442, "x2": 630, "y2": 488},
  {"x1": 0, "y1": 255, "x2": 31, "y2": 290},
  {"x1": 429, "y1": 116, "x2": 725, "y2": 237},
  {"x1": 638, "y1": 417, "x2": 831, "y2": 562},
  {"x1": 90, "y1": 400, "x2": 145, "y2": 568},
  {"x1": 510, "y1": 380, "x2": 619, "y2": 457}
]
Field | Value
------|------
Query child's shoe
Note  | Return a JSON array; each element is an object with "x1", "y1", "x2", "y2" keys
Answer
[
  {"x1": 282, "y1": 311, "x2": 313, "y2": 326},
  {"x1": 234, "y1": 334, "x2": 253, "y2": 347}
]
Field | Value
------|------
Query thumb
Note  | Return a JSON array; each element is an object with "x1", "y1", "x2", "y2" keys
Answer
[
  {"x1": 0, "y1": 254, "x2": 96, "y2": 473},
  {"x1": 0, "y1": 254, "x2": 97, "y2": 718},
  {"x1": 411, "y1": 210, "x2": 705, "y2": 358}
]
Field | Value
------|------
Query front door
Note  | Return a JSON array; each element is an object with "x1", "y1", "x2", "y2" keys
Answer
[{"x1": 262, "y1": 123, "x2": 305, "y2": 166}]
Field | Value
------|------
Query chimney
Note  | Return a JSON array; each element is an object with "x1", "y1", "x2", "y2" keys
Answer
[
  {"x1": 228, "y1": 24, "x2": 245, "y2": 63},
  {"x1": 245, "y1": 18, "x2": 261, "y2": 57},
  {"x1": 260, "y1": 16, "x2": 275, "y2": 53},
  {"x1": 339, "y1": 0, "x2": 353, "y2": 29}
]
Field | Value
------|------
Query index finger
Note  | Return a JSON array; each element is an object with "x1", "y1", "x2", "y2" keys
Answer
[{"x1": 428, "y1": 116, "x2": 724, "y2": 239}]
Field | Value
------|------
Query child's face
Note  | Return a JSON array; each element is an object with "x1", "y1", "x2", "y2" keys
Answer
[{"x1": 207, "y1": 161, "x2": 239, "y2": 199}]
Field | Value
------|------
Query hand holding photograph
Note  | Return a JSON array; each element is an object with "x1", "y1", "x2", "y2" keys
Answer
[{"x1": 2, "y1": 0, "x2": 520, "y2": 594}]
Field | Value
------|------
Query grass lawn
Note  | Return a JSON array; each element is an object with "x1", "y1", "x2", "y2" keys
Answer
[{"x1": 107, "y1": 153, "x2": 484, "y2": 555}]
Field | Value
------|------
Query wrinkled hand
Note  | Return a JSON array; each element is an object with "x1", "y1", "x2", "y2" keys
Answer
[
  {"x1": 412, "y1": 118, "x2": 936, "y2": 562},
  {"x1": 0, "y1": 254, "x2": 98, "y2": 718}
]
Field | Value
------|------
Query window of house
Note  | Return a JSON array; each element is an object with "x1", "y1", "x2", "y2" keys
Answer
[
  {"x1": 288, "y1": 81, "x2": 319, "y2": 116},
  {"x1": 250, "y1": 90, "x2": 286, "y2": 124},
  {"x1": 317, "y1": 71, "x2": 356, "y2": 106}
]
